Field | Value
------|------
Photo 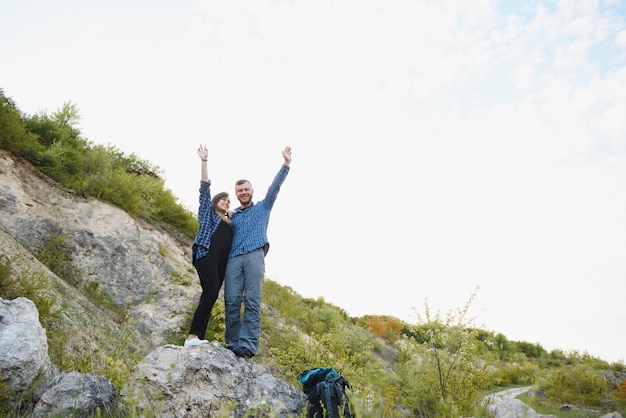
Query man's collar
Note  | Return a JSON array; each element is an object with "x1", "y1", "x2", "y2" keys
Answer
[{"x1": 234, "y1": 202, "x2": 254, "y2": 213}]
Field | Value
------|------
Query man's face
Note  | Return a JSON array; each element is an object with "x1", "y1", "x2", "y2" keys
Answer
[{"x1": 235, "y1": 182, "x2": 253, "y2": 207}]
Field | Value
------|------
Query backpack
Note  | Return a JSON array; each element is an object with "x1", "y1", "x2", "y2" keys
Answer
[{"x1": 298, "y1": 367, "x2": 353, "y2": 418}]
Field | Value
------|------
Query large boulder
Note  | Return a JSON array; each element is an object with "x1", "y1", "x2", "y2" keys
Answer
[
  {"x1": 492, "y1": 397, "x2": 540, "y2": 417},
  {"x1": 32, "y1": 371, "x2": 116, "y2": 418},
  {"x1": 0, "y1": 297, "x2": 51, "y2": 392},
  {"x1": 122, "y1": 342, "x2": 306, "y2": 417}
]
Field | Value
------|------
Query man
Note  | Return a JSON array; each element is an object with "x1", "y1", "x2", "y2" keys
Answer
[{"x1": 224, "y1": 146, "x2": 292, "y2": 359}]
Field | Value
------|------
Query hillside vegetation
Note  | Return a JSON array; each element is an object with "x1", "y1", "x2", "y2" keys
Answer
[{"x1": 1, "y1": 88, "x2": 625, "y2": 417}]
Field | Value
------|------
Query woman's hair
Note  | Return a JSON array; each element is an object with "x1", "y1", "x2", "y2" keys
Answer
[
  {"x1": 211, "y1": 192, "x2": 230, "y2": 223},
  {"x1": 212, "y1": 192, "x2": 229, "y2": 209}
]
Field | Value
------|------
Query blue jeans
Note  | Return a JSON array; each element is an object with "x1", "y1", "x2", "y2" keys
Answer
[{"x1": 224, "y1": 249, "x2": 265, "y2": 354}]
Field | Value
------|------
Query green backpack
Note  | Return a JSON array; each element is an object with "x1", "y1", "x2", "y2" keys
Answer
[{"x1": 298, "y1": 367, "x2": 353, "y2": 417}]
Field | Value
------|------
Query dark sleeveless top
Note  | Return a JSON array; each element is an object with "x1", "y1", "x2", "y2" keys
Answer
[{"x1": 207, "y1": 220, "x2": 233, "y2": 262}]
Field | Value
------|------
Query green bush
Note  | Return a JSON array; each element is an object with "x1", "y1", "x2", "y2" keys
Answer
[
  {"x1": 492, "y1": 354, "x2": 538, "y2": 386},
  {"x1": 546, "y1": 364, "x2": 608, "y2": 406},
  {"x1": 0, "y1": 93, "x2": 198, "y2": 239},
  {"x1": 0, "y1": 90, "x2": 42, "y2": 156},
  {"x1": 398, "y1": 292, "x2": 494, "y2": 417}
]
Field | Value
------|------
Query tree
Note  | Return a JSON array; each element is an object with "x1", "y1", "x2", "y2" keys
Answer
[
  {"x1": 398, "y1": 289, "x2": 493, "y2": 417},
  {"x1": 26, "y1": 102, "x2": 85, "y2": 150},
  {"x1": 0, "y1": 89, "x2": 41, "y2": 155},
  {"x1": 52, "y1": 101, "x2": 80, "y2": 128}
]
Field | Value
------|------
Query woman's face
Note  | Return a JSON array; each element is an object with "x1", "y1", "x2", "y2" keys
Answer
[{"x1": 216, "y1": 196, "x2": 230, "y2": 213}]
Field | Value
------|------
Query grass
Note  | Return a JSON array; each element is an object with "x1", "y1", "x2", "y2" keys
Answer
[{"x1": 519, "y1": 392, "x2": 619, "y2": 417}]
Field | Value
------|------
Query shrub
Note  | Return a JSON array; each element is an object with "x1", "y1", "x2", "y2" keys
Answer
[
  {"x1": 0, "y1": 90, "x2": 41, "y2": 156},
  {"x1": 365, "y1": 315, "x2": 404, "y2": 344},
  {"x1": 38, "y1": 233, "x2": 81, "y2": 285},
  {"x1": 617, "y1": 379, "x2": 626, "y2": 399},
  {"x1": 546, "y1": 364, "x2": 608, "y2": 405},
  {"x1": 0, "y1": 255, "x2": 58, "y2": 328},
  {"x1": 398, "y1": 291, "x2": 493, "y2": 417}
]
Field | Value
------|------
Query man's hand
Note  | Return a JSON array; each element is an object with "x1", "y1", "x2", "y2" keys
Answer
[
  {"x1": 198, "y1": 145, "x2": 208, "y2": 161},
  {"x1": 282, "y1": 146, "x2": 292, "y2": 165}
]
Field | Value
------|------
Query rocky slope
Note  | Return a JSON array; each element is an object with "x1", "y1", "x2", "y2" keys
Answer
[
  {"x1": 3, "y1": 150, "x2": 624, "y2": 417},
  {"x1": 0, "y1": 150, "x2": 309, "y2": 416},
  {"x1": 0, "y1": 150, "x2": 197, "y2": 347},
  {"x1": 0, "y1": 295, "x2": 305, "y2": 417}
]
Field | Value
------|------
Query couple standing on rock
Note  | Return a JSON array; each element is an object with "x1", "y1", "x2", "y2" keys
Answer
[{"x1": 184, "y1": 145, "x2": 292, "y2": 360}]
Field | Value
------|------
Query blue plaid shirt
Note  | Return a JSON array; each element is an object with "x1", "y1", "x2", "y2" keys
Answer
[
  {"x1": 193, "y1": 180, "x2": 224, "y2": 259},
  {"x1": 228, "y1": 164, "x2": 290, "y2": 259}
]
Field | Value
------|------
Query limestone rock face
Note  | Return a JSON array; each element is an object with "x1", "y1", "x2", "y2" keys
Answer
[
  {"x1": 0, "y1": 151, "x2": 198, "y2": 346},
  {"x1": 0, "y1": 297, "x2": 51, "y2": 392},
  {"x1": 122, "y1": 342, "x2": 306, "y2": 418}
]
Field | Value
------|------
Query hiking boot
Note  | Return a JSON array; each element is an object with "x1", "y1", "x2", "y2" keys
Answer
[
  {"x1": 184, "y1": 337, "x2": 209, "y2": 348},
  {"x1": 233, "y1": 347, "x2": 254, "y2": 359}
]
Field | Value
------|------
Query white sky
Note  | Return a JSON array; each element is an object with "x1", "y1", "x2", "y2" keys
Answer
[{"x1": 1, "y1": 0, "x2": 625, "y2": 364}]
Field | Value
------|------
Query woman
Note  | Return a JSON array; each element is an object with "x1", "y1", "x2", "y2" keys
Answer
[{"x1": 185, "y1": 144, "x2": 233, "y2": 347}]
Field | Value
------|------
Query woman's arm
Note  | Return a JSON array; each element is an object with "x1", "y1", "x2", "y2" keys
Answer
[{"x1": 198, "y1": 144, "x2": 208, "y2": 182}]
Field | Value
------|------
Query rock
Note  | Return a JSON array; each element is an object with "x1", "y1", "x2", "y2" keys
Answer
[
  {"x1": 32, "y1": 371, "x2": 116, "y2": 418},
  {"x1": 0, "y1": 297, "x2": 51, "y2": 392},
  {"x1": 492, "y1": 397, "x2": 540, "y2": 418},
  {"x1": 121, "y1": 342, "x2": 306, "y2": 417},
  {"x1": 528, "y1": 390, "x2": 547, "y2": 398}
]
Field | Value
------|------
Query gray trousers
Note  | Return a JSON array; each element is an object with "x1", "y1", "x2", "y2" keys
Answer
[{"x1": 224, "y1": 248, "x2": 265, "y2": 354}]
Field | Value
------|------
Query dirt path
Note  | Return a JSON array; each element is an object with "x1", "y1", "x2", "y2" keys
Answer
[{"x1": 486, "y1": 386, "x2": 532, "y2": 404}]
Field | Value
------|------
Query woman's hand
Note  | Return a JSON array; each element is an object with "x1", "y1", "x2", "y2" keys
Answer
[{"x1": 282, "y1": 146, "x2": 292, "y2": 165}]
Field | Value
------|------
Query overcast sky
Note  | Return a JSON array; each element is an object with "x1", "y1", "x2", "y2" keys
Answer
[{"x1": 1, "y1": 0, "x2": 625, "y2": 363}]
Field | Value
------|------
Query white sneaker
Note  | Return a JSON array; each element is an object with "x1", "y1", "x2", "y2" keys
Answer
[{"x1": 184, "y1": 337, "x2": 209, "y2": 348}]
